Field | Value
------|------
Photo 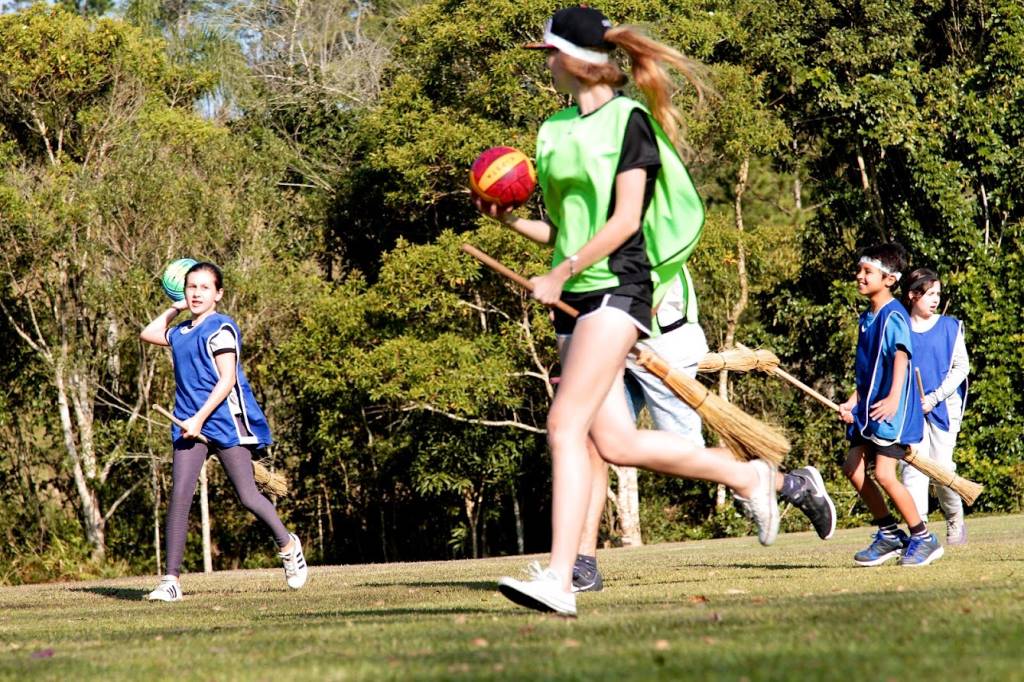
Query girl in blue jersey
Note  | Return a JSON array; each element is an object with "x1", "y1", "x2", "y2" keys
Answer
[
  {"x1": 901, "y1": 268, "x2": 969, "y2": 545},
  {"x1": 478, "y1": 7, "x2": 780, "y2": 617},
  {"x1": 140, "y1": 262, "x2": 307, "y2": 601}
]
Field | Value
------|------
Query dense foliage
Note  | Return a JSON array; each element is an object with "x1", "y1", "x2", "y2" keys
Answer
[{"x1": 1, "y1": 0, "x2": 1021, "y2": 583}]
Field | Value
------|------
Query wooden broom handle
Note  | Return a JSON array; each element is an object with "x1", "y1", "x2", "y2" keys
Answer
[
  {"x1": 152, "y1": 404, "x2": 210, "y2": 445},
  {"x1": 914, "y1": 367, "x2": 927, "y2": 406},
  {"x1": 461, "y1": 244, "x2": 580, "y2": 319},
  {"x1": 770, "y1": 367, "x2": 841, "y2": 412}
]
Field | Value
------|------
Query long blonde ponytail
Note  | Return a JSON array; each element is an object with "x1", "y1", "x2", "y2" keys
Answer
[{"x1": 604, "y1": 26, "x2": 705, "y2": 148}]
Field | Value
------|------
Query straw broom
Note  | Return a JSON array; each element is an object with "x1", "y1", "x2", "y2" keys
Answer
[
  {"x1": 461, "y1": 244, "x2": 789, "y2": 466},
  {"x1": 152, "y1": 405, "x2": 289, "y2": 497},
  {"x1": 761, "y1": 367, "x2": 982, "y2": 505},
  {"x1": 698, "y1": 345, "x2": 780, "y2": 373}
]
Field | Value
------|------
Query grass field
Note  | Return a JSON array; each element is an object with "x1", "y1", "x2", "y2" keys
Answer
[{"x1": 2, "y1": 514, "x2": 1022, "y2": 681}]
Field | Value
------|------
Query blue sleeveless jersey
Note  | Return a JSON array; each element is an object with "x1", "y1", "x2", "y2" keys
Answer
[
  {"x1": 168, "y1": 312, "x2": 272, "y2": 448},
  {"x1": 849, "y1": 299, "x2": 923, "y2": 446},
  {"x1": 912, "y1": 315, "x2": 968, "y2": 431}
]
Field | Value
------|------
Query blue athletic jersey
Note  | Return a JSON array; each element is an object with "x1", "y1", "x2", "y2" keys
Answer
[
  {"x1": 168, "y1": 312, "x2": 272, "y2": 448},
  {"x1": 849, "y1": 298, "x2": 923, "y2": 445},
  {"x1": 912, "y1": 315, "x2": 968, "y2": 431}
]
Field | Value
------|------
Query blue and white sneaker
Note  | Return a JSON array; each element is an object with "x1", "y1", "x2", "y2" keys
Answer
[
  {"x1": 854, "y1": 530, "x2": 909, "y2": 567},
  {"x1": 279, "y1": 533, "x2": 308, "y2": 589},
  {"x1": 145, "y1": 576, "x2": 182, "y2": 602},
  {"x1": 901, "y1": 533, "x2": 945, "y2": 567}
]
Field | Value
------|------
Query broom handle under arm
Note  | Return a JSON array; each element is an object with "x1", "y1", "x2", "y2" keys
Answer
[
  {"x1": 770, "y1": 367, "x2": 841, "y2": 412},
  {"x1": 915, "y1": 367, "x2": 927, "y2": 406},
  {"x1": 152, "y1": 404, "x2": 210, "y2": 445},
  {"x1": 461, "y1": 244, "x2": 581, "y2": 319}
]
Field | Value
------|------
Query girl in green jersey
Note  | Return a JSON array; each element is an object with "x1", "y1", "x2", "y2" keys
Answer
[{"x1": 479, "y1": 6, "x2": 780, "y2": 617}]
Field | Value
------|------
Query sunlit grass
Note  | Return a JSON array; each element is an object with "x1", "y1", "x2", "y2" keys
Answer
[{"x1": 1, "y1": 515, "x2": 1021, "y2": 680}]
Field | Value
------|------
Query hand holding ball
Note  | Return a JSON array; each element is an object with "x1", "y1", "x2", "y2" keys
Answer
[
  {"x1": 469, "y1": 146, "x2": 536, "y2": 209},
  {"x1": 161, "y1": 258, "x2": 198, "y2": 302}
]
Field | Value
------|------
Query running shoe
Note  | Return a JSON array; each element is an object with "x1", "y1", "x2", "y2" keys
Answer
[
  {"x1": 946, "y1": 517, "x2": 968, "y2": 546},
  {"x1": 279, "y1": 533, "x2": 308, "y2": 589},
  {"x1": 854, "y1": 530, "x2": 908, "y2": 566},
  {"x1": 788, "y1": 466, "x2": 837, "y2": 540},
  {"x1": 498, "y1": 562, "x2": 576, "y2": 616},
  {"x1": 901, "y1": 533, "x2": 945, "y2": 567},
  {"x1": 145, "y1": 577, "x2": 182, "y2": 602},
  {"x1": 734, "y1": 459, "x2": 780, "y2": 546},
  {"x1": 571, "y1": 558, "x2": 604, "y2": 593}
]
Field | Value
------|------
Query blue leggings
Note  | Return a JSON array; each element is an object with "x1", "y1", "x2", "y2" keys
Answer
[{"x1": 164, "y1": 441, "x2": 291, "y2": 577}]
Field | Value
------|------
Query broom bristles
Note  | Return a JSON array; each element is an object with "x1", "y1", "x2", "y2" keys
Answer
[
  {"x1": 905, "y1": 449, "x2": 982, "y2": 506},
  {"x1": 697, "y1": 346, "x2": 781, "y2": 374},
  {"x1": 636, "y1": 349, "x2": 789, "y2": 466},
  {"x1": 253, "y1": 461, "x2": 289, "y2": 497}
]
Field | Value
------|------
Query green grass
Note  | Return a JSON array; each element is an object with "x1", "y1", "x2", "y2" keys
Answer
[{"x1": 2, "y1": 515, "x2": 1023, "y2": 681}]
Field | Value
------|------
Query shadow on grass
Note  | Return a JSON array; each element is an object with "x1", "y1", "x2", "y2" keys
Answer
[
  {"x1": 358, "y1": 580, "x2": 497, "y2": 592},
  {"x1": 70, "y1": 586, "x2": 149, "y2": 601}
]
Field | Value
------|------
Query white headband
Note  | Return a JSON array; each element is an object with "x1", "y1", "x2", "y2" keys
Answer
[
  {"x1": 542, "y1": 25, "x2": 610, "y2": 65},
  {"x1": 859, "y1": 256, "x2": 902, "y2": 281}
]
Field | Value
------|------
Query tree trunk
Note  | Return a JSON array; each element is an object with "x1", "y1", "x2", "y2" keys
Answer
[
  {"x1": 152, "y1": 452, "x2": 162, "y2": 574},
  {"x1": 464, "y1": 490, "x2": 479, "y2": 559},
  {"x1": 610, "y1": 465, "x2": 643, "y2": 546},
  {"x1": 53, "y1": 362, "x2": 106, "y2": 561},
  {"x1": 200, "y1": 461, "x2": 213, "y2": 573},
  {"x1": 511, "y1": 485, "x2": 525, "y2": 554}
]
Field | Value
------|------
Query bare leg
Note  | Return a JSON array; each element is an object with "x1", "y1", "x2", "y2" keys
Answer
[
  {"x1": 842, "y1": 446, "x2": 891, "y2": 519},
  {"x1": 577, "y1": 438, "x2": 606, "y2": 558},
  {"x1": 873, "y1": 455, "x2": 922, "y2": 527}
]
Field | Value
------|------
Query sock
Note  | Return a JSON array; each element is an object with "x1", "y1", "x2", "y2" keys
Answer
[
  {"x1": 779, "y1": 473, "x2": 804, "y2": 504},
  {"x1": 908, "y1": 521, "x2": 929, "y2": 539},
  {"x1": 874, "y1": 514, "x2": 899, "y2": 538}
]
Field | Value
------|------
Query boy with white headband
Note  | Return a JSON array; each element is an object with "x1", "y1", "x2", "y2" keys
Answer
[{"x1": 838, "y1": 243, "x2": 943, "y2": 567}]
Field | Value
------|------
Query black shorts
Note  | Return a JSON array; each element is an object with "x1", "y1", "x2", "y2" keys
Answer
[
  {"x1": 849, "y1": 434, "x2": 910, "y2": 460},
  {"x1": 552, "y1": 281, "x2": 652, "y2": 337}
]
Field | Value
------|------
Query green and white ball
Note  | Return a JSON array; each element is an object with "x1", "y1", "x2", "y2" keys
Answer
[{"x1": 161, "y1": 258, "x2": 198, "y2": 302}]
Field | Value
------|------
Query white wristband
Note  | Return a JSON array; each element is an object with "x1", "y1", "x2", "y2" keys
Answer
[{"x1": 568, "y1": 254, "x2": 579, "y2": 277}]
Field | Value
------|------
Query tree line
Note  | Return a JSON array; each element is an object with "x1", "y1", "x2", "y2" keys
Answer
[{"x1": 1, "y1": 0, "x2": 1021, "y2": 584}]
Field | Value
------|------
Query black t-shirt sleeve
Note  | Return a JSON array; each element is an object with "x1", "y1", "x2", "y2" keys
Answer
[
  {"x1": 608, "y1": 108, "x2": 661, "y2": 217},
  {"x1": 617, "y1": 109, "x2": 661, "y2": 174}
]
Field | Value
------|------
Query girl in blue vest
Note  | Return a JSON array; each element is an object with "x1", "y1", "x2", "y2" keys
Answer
[
  {"x1": 901, "y1": 268, "x2": 969, "y2": 545},
  {"x1": 140, "y1": 261, "x2": 307, "y2": 601},
  {"x1": 478, "y1": 6, "x2": 779, "y2": 617}
]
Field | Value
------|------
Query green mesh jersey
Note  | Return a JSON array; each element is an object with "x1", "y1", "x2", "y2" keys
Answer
[{"x1": 535, "y1": 96, "x2": 705, "y2": 308}]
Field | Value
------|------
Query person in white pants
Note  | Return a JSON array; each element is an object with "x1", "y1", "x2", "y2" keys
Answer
[{"x1": 902, "y1": 268, "x2": 969, "y2": 545}]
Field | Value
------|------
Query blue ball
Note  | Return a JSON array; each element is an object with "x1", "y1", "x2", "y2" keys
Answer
[{"x1": 161, "y1": 258, "x2": 198, "y2": 301}]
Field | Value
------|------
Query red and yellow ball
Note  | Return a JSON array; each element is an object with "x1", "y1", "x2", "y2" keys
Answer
[{"x1": 469, "y1": 146, "x2": 537, "y2": 209}]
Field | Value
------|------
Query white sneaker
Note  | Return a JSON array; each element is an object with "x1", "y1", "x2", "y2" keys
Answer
[
  {"x1": 498, "y1": 561, "x2": 576, "y2": 616},
  {"x1": 279, "y1": 533, "x2": 308, "y2": 589},
  {"x1": 734, "y1": 459, "x2": 780, "y2": 546},
  {"x1": 145, "y1": 576, "x2": 182, "y2": 602}
]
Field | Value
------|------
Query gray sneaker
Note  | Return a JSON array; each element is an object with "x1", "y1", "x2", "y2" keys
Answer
[
  {"x1": 788, "y1": 466, "x2": 837, "y2": 540},
  {"x1": 946, "y1": 517, "x2": 968, "y2": 546},
  {"x1": 734, "y1": 459, "x2": 780, "y2": 546}
]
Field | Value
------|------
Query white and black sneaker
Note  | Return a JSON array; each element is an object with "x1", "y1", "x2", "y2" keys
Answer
[
  {"x1": 145, "y1": 576, "x2": 182, "y2": 602},
  {"x1": 787, "y1": 466, "x2": 837, "y2": 540},
  {"x1": 734, "y1": 459, "x2": 780, "y2": 546},
  {"x1": 279, "y1": 533, "x2": 308, "y2": 589},
  {"x1": 498, "y1": 562, "x2": 577, "y2": 616}
]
